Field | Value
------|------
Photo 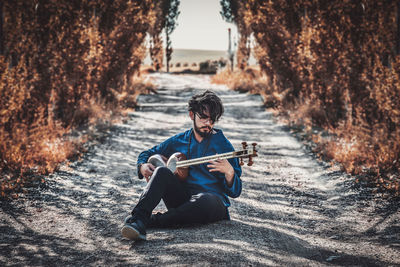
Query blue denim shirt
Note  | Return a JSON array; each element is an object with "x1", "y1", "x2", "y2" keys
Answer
[{"x1": 137, "y1": 128, "x2": 242, "y2": 206}]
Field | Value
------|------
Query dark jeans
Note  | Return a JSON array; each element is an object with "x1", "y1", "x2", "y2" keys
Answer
[{"x1": 131, "y1": 167, "x2": 229, "y2": 228}]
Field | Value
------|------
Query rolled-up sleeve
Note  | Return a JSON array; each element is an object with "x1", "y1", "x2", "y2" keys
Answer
[{"x1": 136, "y1": 138, "x2": 172, "y2": 179}]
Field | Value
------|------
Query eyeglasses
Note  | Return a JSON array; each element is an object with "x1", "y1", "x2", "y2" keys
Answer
[{"x1": 195, "y1": 113, "x2": 214, "y2": 124}]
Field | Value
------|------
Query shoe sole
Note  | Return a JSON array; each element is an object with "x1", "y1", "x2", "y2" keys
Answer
[{"x1": 121, "y1": 225, "x2": 146, "y2": 241}]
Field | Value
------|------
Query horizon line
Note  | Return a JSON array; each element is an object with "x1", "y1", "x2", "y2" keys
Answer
[{"x1": 171, "y1": 47, "x2": 229, "y2": 52}]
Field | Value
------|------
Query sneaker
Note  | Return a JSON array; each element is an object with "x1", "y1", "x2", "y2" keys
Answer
[{"x1": 121, "y1": 217, "x2": 146, "y2": 241}]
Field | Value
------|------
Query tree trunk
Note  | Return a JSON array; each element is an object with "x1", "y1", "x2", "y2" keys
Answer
[{"x1": 165, "y1": 27, "x2": 170, "y2": 73}]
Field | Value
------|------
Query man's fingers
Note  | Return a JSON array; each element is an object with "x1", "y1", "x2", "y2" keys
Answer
[
  {"x1": 207, "y1": 163, "x2": 219, "y2": 172},
  {"x1": 207, "y1": 162, "x2": 216, "y2": 168},
  {"x1": 208, "y1": 161, "x2": 222, "y2": 168}
]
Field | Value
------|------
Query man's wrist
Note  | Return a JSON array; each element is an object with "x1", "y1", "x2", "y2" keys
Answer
[{"x1": 225, "y1": 168, "x2": 234, "y2": 181}]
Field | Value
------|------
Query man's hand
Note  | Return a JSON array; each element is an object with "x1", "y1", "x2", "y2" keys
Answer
[
  {"x1": 207, "y1": 159, "x2": 235, "y2": 187},
  {"x1": 140, "y1": 163, "x2": 155, "y2": 182}
]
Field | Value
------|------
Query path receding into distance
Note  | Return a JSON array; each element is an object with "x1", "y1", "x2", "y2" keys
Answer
[{"x1": 1, "y1": 74, "x2": 399, "y2": 266}]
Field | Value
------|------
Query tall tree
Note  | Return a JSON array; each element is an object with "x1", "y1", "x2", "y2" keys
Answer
[
  {"x1": 220, "y1": 0, "x2": 237, "y2": 23},
  {"x1": 220, "y1": 0, "x2": 237, "y2": 71},
  {"x1": 149, "y1": 1, "x2": 165, "y2": 71},
  {"x1": 220, "y1": 0, "x2": 250, "y2": 70},
  {"x1": 163, "y1": 0, "x2": 180, "y2": 72}
]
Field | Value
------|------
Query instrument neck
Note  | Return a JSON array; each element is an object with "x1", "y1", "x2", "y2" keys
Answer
[{"x1": 176, "y1": 151, "x2": 237, "y2": 168}]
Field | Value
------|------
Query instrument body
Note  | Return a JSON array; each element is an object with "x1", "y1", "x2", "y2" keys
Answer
[
  {"x1": 148, "y1": 152, "x2": 188, "y2": 181},
  {"x1": 147, "y1": 142, "x2": 258, "y2": 181}
]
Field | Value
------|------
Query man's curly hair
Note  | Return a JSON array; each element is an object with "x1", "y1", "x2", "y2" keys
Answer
[{"x1": 188, "y1": 90, "x2": 224, "y2": 123}]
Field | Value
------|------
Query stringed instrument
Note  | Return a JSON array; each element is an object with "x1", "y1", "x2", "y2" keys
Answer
[{"x1": 147, "y1": 142, "x2": 258, "y2": 181}]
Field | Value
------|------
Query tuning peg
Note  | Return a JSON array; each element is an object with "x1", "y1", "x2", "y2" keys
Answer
[
  {"x1": 247, "y1": 156, "x2": 253, "y2": 166},
  {"x1": 252, "y1": 143, "x2": 258, "y2": 155},
  {"x1": 239, "y1": 157, "x2": 244, "y2": 166},
  {"x1": 242, "y1": 141, "x2": 247, "y2": 149}
]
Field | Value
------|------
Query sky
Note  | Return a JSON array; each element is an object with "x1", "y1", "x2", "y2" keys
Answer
[{"x1": 169, "y1": 0, "x2": 237, "y2": 51}]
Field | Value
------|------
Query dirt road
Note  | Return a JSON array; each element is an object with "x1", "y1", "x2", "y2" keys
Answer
[{"x1": 1, "y1": 74, "x2": 399, "y2": 266}]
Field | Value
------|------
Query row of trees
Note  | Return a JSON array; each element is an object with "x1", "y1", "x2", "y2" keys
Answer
[
  {"x1": 0, "y1": 0, "x2": 179, "y2": 197},
  {"x1": 220, "y1": 0, "x2": 251, "y2": 70},
  {"x1": 221, "y1": 0, "x2": 400, "y2": 193},
  {"x1": 148, "y1": 0, "x2": 180, "y2": 72}
]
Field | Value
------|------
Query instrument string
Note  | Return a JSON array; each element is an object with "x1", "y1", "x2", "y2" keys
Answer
[
  {"x1": 181, "y1": 129, "x2": 255, "y2": 169},
  {"x1": 176, "y1": 150, "x2": 251, "y2": 168},
  {"x1": 177, "y1": 154, "x2": 234, "y2": 167}
]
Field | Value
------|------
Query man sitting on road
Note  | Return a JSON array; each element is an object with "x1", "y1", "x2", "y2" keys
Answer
[{"x1": 121, "y1": 90, "x2": 242, "y2": 241}]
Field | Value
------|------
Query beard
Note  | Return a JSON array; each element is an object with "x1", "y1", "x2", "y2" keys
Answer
[{"x1": 193, "y1": 118, "x2": 212, "y2": 138}]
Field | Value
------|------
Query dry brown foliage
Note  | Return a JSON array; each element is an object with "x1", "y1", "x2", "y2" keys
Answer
[
  {"x1": 212, "y1": 67, "x2": 266, "y2": 92},
  {"x1": 0, "y1": 1, "x2": 158, "y2": 198},
  {"x1": 219, "y1": 0, "x2": 400, "y2": 195}
]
